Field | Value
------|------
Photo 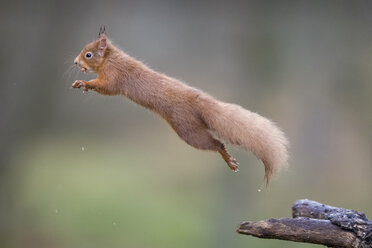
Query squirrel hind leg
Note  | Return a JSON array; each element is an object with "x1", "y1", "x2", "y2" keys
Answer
[
  {"x1": 170, "y1": 120, "x2": 239, "y2": 171},
  {"x1": 217, "y1": 145, "x2": 239, "y2": 172}
]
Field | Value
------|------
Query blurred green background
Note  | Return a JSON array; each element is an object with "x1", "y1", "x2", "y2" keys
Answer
[{"x1": 1, "y1": 0, "x2": 372, "y2": 247}]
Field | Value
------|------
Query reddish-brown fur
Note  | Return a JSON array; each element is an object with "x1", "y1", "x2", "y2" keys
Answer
[{"x1": 73, "y1": 29, "x2": 289, "y2": 183}]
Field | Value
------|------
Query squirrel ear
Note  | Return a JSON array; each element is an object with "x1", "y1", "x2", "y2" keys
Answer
[
  {"x1": 97, "y1": 26, "x2": 107, "y2": 57},
  {"x1": 99, "y1": 37, "x2": 106, "y2": 49},
  {"x1": 97, "y1": 36, "x2": 107, "y2": 56}
]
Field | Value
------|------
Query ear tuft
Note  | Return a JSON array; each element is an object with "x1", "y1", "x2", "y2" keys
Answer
[{"x1": 98, "y1": 25, "x2": 106, "y2": 38}]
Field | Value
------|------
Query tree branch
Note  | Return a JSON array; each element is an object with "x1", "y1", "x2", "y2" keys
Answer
[
  {"x1": 238, "y1": 217, "x2": 357, "y2": 247},
  {"x1": 237, "y1": 199, "x2": 372, "y2": 248}
]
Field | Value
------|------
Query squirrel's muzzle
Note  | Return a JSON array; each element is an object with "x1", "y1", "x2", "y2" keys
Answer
[{"x1": 74, "y1": 57, "x2": 87, "y2": 72}]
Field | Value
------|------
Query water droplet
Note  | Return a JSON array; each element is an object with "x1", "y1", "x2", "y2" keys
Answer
[
  {"x1": 81, "y1": 146, "x2": 85, "y2": 151},
  {"x1": 55, "y1": 209, "x2": 59, "y2": 214},
  {"x1": 257, "y1": 182, "x2": 264, "y2": 193},
  {"x1": 113, "y1": 222, "x2": 116, "y2": 226}
]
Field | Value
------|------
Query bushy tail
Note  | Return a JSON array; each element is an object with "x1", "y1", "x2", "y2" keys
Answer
[{"x1": 201, "y1": 99, "x2": 289, "y2": 183}]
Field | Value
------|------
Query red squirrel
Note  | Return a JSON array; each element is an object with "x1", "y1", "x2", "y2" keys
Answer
[{"x1": 72, "y1": 27, "x2": 289, "y2": 183}]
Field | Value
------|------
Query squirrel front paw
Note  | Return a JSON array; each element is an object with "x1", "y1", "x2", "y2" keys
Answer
[{"x1": 72, "y1": 80, "x2": 88, "y2": 91}]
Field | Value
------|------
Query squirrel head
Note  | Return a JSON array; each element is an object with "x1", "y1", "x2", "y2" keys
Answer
[{"x1": 74, "y1": 26, "x2": 108, "y2": 73}]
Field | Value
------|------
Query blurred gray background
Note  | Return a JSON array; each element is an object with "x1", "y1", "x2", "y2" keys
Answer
[{"x1": 1, "y1": 0, "x2": 371, "y2": 247}]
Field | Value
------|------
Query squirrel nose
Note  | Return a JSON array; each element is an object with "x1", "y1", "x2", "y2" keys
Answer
[{"x1": 74, "y1": 57, "x2": 79, "y2": 65}]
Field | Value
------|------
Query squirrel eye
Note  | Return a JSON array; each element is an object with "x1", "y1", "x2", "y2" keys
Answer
[{"x1": 85, "y1": 52, "x2": 93, "y2": 59}]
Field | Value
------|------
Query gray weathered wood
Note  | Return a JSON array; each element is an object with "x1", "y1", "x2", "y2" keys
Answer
[
  {"x1": 237, "y1": 199, "x2": 372, "y2": 248},
  {"x1": 292, "y1": 199, "x2": 372, "y2": 248}
]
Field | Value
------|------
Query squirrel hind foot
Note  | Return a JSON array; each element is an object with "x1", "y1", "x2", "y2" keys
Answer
[
  {"x1": 228, "y1": 157, "x2": 239, "y2": 172},
  {"x1": 217, "y1": 146, "x2": 239, "y2": 172}
]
